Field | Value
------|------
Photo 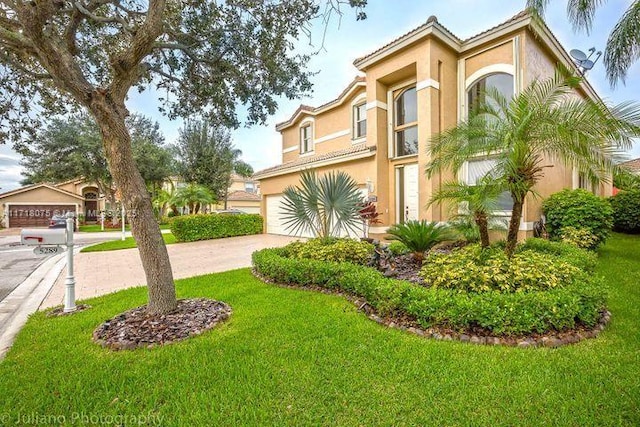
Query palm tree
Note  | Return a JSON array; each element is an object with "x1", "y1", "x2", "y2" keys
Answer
[
  {"x1": 528, "y1": 0, "x2": 640, "y2": 86},
  {"x1": 171, "y1": 184, "x2": 215, "y2": 215},
  {"x1": 153, "y1": 187, "x2": 176, "y2": 219},
  {"x1": 386, "y1": 220, "x2": 456, "y2": 262},
  {"x1": 281, "y1": 169, "x2": 364, "y2": 238},
  {"x1": 427, "y1": 69, "x2": 640, "y2": 257},
  {"x1": 428, "y1": 178, "x2": 506, "y2": 249}
]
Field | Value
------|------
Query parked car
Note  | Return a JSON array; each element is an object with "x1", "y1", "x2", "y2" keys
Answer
[{"x1": 49, "y1": 214, "x2": 77, "y2": 230}]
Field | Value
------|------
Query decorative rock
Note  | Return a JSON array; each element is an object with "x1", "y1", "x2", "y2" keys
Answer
[
  {"x1": 459, "y1": 334, "x2": 470, "y2": 342},
  {"x1": 517, "y1": 340, "x2": 532, "y2": 348},
  {"x1": 487, "y1": 337, "x2": 501, "y2": 346},
  {"x1": 443, "y1": 334, "x2": 453, "y2": 341},
  {"x1": 388, "y1": 322, "x2": 397, "y2": 328},
  {"x1": 543, "y1": 338, "x2": 563, "y2": 348},
  {"x1": 470, "y1": 336, "x2": 483, "y2": 345},
  {"x1": 432, "y1": 333, "x2": 442, "y2": 340}
]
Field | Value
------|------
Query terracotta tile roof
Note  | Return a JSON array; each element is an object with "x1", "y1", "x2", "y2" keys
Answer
[
  {"x1": 226, "y1": 190, "x2": 261, "y2": 201},
  {"x1": 275, "y1": 76, "x2": 366, "y2": 130},
  {"x1": 354, "y1": 10, "x2": 530, "y2": 66},
  {"x1": 620, "y1": 158, "x2": 640, "y2": 173},
  {"x1": 253, "y1": 145, "x2": 376, "y2": 179},
  {"x1": 0, "y1": 182, "x2": 86, "y2": 200}
]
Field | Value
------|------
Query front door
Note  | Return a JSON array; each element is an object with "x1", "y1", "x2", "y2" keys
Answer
[
  {"x1": 84, "y1": 192, "x2": 98, "y2": 221},
  {"x1": 396, "y1": 163, "x2": 419, "y2": 223}
]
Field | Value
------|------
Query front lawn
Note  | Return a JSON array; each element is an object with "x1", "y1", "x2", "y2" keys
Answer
[
  {"x1": 81, "y1": 233, "x2": 176, "y2": 252},
  {"x1": 0, "y1": 234, "x2": 638, "y2": 426},
  {"x1": 79, "y1": 224, "x2": 171, "y2": 232}
]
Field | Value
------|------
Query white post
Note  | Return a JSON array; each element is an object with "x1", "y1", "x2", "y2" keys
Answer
[
  {"x1": 100, "y1": 211, "x2": 104, "y2": 231},
  {"x1": 64, "y1": 212, "x2": 76, "y2": 313},
  {"x1": 121, "y1": 204, "x2": 126, "y2": 241}
]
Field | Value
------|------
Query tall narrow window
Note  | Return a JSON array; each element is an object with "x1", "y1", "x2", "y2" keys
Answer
[
  {"x1": 353, "y1": 103, "x2": 367, "y2": 139},
  {"x1": 394, "y1": 87, "x2": 418, "y2": 157},
  {"x1": 300, "y1": 124, "x2": 312, "y2": 154}
]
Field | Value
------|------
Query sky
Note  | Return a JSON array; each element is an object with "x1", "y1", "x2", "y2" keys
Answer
[{"x1": 1, "y1": 0, "x2": 638, "y2": 192}]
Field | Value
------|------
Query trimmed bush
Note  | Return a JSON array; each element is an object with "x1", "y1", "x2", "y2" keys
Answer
[
  {"x1": 610, "y1": 189, "x2": 640, "y2": 234},
  {"x1": 559, "y1": 227, "x2": 600, "y2": 250},
  {"x1": 171, "y1": 213, "x2": 263, "y2": 242},
  {"x1": 283, "y1": 238, "x2": 374, "y2": 265},
  {"x1": 542, "y1": 189, "x2": 613, "y2": 248},
  {"x1": 420, "y1": 245, "x2": 581, "y2": 293},
  {"x1": 517, "y1": 238, "x2": 597, "y2": 272},
  {"x1": 252, "y1": 248, "x2": 606, "y2": 336}
]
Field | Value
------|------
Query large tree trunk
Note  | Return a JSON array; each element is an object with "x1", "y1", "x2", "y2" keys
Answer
[
  {"x1": 90, "y1": 96, "x2": 177, "y2": 315},
  {"x1": 505, "y1": 197, "x2": 524, "y2": 258}
]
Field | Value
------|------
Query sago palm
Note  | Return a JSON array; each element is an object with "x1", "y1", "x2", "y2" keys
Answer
[
  {"x1": 386, "y1": 220, "x2": 456, "y2": 262},
  {"x1": 281, "y1": 169, "x2": 364, "y2": 238},
  {"x1": 427, "y1": 69, "x2": 640, "y2": 257}
]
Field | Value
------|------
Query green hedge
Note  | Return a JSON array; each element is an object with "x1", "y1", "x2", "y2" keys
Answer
[
  {"x1": 283, "y1": 238, "x2": 374, "y2": 265},
  {"x1": 517, "y1": 238, "x2": 598, "y2": 272},
  {"x1": 252, "y1": 248, "x2": 606, "y2": 336},
  {"x1": 171, "y1": 213, "x2": 263, "y2": 242},
  {"x1": 542, "y1": 189, "x2": 613, "y2": 248},
  {"x1": 610, "y1": 189, "x2": 640, "y2": 234}
]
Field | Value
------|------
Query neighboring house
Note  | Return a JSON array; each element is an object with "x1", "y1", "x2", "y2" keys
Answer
[
  {"x1": 0, "y1": 178, "x2": 106, "y2": 228},
  {"x1": 253, "y1": 10, "x2": 612, "y2": 238},
  {"x1": 213, "y1": 173, "x2": 261, "y2": 213},
  {"x1": 620, "y1": 158, "x2": 640, "y2": 175}
]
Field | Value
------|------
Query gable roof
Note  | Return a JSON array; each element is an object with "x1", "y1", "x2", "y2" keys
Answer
[
  {"x1": 226, "y1": 190, "x2": 261, "y2": 202},
  {"x1": 253, "y1": 144, "x2": 376, "y2": 180},
  {"x1": 275, "y1": 76, "x2": 366, "y2": 131},
  {"x1": 0, "y1": 183, "x2": 86, "y2": 201}
]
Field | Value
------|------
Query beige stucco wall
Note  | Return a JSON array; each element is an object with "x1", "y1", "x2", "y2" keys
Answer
[
  {"x1": 465, "y1": 40, "x2": 514, "y2": 80},
  {"x1": 0, "y1": 188, "x2": 82, "y2": 226}
]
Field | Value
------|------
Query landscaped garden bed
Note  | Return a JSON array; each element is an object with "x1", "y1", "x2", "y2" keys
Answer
[{"x1": 252, "y1": 237, "x2": 608, "y2": 346}]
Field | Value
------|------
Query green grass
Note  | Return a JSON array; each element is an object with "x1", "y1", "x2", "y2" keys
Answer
[
  {"x1": 80, "y1": 233, "x2": 176, "y2": 252},
  {"x1": 79, "y1": 224, "x2": 170, "y2": 232},
  {"x1": 1, "y1": 234, "x2": 639, "y2": 426}
]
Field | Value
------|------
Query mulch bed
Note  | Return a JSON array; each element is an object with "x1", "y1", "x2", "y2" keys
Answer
[{"x1": 93, "y1": 298, "x2": 232, "y2": 350}]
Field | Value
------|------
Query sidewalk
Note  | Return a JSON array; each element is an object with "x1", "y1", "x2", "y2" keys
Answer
[{"x1": 41, "y1": 234, "x2": 299, "y2": 308}]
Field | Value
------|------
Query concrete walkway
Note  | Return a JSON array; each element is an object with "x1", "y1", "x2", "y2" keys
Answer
[{"x1": 41, "y1": 234, "x2": 299, "y2": 308}]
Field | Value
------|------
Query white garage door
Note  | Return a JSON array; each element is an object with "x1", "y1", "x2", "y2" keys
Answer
[{"x1": 265, "y1": 192, "x2": 366, "y2": 238}]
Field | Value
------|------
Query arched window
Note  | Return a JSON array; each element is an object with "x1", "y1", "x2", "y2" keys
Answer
[
  {"x1": 394, "y1": 87, "x2": 418, "y2": 157},
  {"x1": 467, "y1": 72, "x2": 513, "y2": 114}
]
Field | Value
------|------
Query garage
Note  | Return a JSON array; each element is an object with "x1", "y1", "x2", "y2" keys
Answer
[
  {"x1": 265, "y1": 194, "x2": 365, "y2": 238},
  {"x1": 6, "y1": 204, "x2": 77, "y2": 228}
]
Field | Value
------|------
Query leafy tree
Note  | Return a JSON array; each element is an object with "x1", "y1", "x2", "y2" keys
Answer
[
  {"x1": 427, "y1": 70, "x2": 640, "y2": 257},
  {"x1": 175, "y1": 120, "x2": 249, "y2": 205},
  {"x1": 428, "y1": 178, "x2": 506, "y2": 249},
  {"x1": 170, "y1": 184, "x2": 214, "y2": 215},
  {"x1": 614, "y1": 168, "x2": 640, "y2": 190},
  {"x1": 281, "y1": 169, "x2": 364, "y2": 239},
  {"x1": 0, "y1": 1, "x2": 365, "y2": 314},
  {"x1": 528, "y1": 0, "x2": 640, "y2": 86}
]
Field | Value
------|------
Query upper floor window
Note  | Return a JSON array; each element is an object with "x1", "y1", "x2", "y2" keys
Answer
[
  {"x1": 353, "y1": 103, "x2": 367, "y2": 139},
  {"x1": 394, "y1": 87, "x2": 418, "y2": 157},
  {"x1": 467, "y1": 73, "x2": 514, "y2": 114},
  {"x1": 245, "y1": 182, "x2": 256, "y2": 193},
  {"x1": 300, "y1": 124, "x2": 313, "y2": 154},
  {"x1": 467, "y1": 157, "x2": 514, "y2": 211}
]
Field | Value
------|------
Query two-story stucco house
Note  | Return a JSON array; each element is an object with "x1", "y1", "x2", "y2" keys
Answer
[{"x1": 253, "y1": 10, "x2": 612, "y2": 238}]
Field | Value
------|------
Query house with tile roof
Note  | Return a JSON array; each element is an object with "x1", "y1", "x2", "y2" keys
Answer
[{"x1": 253, "y1": 10, "x2": 612, "y2": 237}]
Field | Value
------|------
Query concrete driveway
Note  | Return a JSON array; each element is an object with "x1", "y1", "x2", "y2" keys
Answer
[{"x1": 41, "y1": 234, "x2": 299, "y2": 308}]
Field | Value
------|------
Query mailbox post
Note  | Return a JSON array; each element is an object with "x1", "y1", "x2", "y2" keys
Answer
[{"x1": 63, "y1": 212, "x2": 76, "y2": 313}]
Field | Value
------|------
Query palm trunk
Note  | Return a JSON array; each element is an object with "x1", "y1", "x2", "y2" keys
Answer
[
  {"x1": 505, "y1": 197, "x2": 524, "y2": 258},
  {"x1": 476, "y1": 212, "x2": 491, "y2": 249},
  {"x1": 90, "y1": 99, "x2": 177, "y2": 315}
]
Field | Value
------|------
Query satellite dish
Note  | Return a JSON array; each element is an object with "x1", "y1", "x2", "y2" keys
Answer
[
  {"x1": 581, "y1": 60, "x2": 595, "y2": 71},
  {"x1": 570, "y1": 49, "x2": 587, "y2": 61}
]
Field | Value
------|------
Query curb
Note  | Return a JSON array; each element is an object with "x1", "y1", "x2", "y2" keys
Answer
[{"x1": 0, "y1": 251, "x2": 68, "y2": 360}]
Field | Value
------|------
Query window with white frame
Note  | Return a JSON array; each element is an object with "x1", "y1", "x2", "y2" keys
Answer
[
  {"x1": 394, "y1": 87, "x2": 418, "y2": 157},
  {"x1": 244, "y1": 181, "x2": 256, "y2": 193},
  {"x1": 353, "y1": 102, "x2": 366, "y2": 139},
  {"x1": 300, "y1": 124, "x2": 313, "y2": 154},
  {"x1": 466, "y1": 157, "x2": 514, "y2": 211},
  {"x1": 467, "y1": 72, "x2": 514, "y2": 115}
]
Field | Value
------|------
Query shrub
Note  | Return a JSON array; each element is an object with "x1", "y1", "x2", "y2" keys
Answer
[
  {"x1": 386, "y1": 220, "x2": 457, "y2": 261},
  {"x1": 387, "y1": 241, "x2": 410, "y2": 256},
  {"x1": 517, "y1": 238, "x2": 597, "y2": 272},
  {"x1": 610, "y1": 189, "x2": 640, "y2": 234},
  {"x1": 420, "y1": 245, "x2": 581, "y2": 293},
  {"x1": 559, "y1": 227, "x2": 600, "y2": 250},
  {"x1": 170, "y1": 213, "x2": 263, "y2": 242},
  {"x1": 283, "y1": 238, "x2": 374, "y2": 265},
  {"x1": 542, "y1": 189, "x2": 613, "y2": 248},
  {"x1": 252, "y1": 248, "x2": 606, "y2": 336}
]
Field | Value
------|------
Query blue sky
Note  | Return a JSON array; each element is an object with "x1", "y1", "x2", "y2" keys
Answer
[{"x1": 0, "y1": 0, "x2": 638, "y2": 192}]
